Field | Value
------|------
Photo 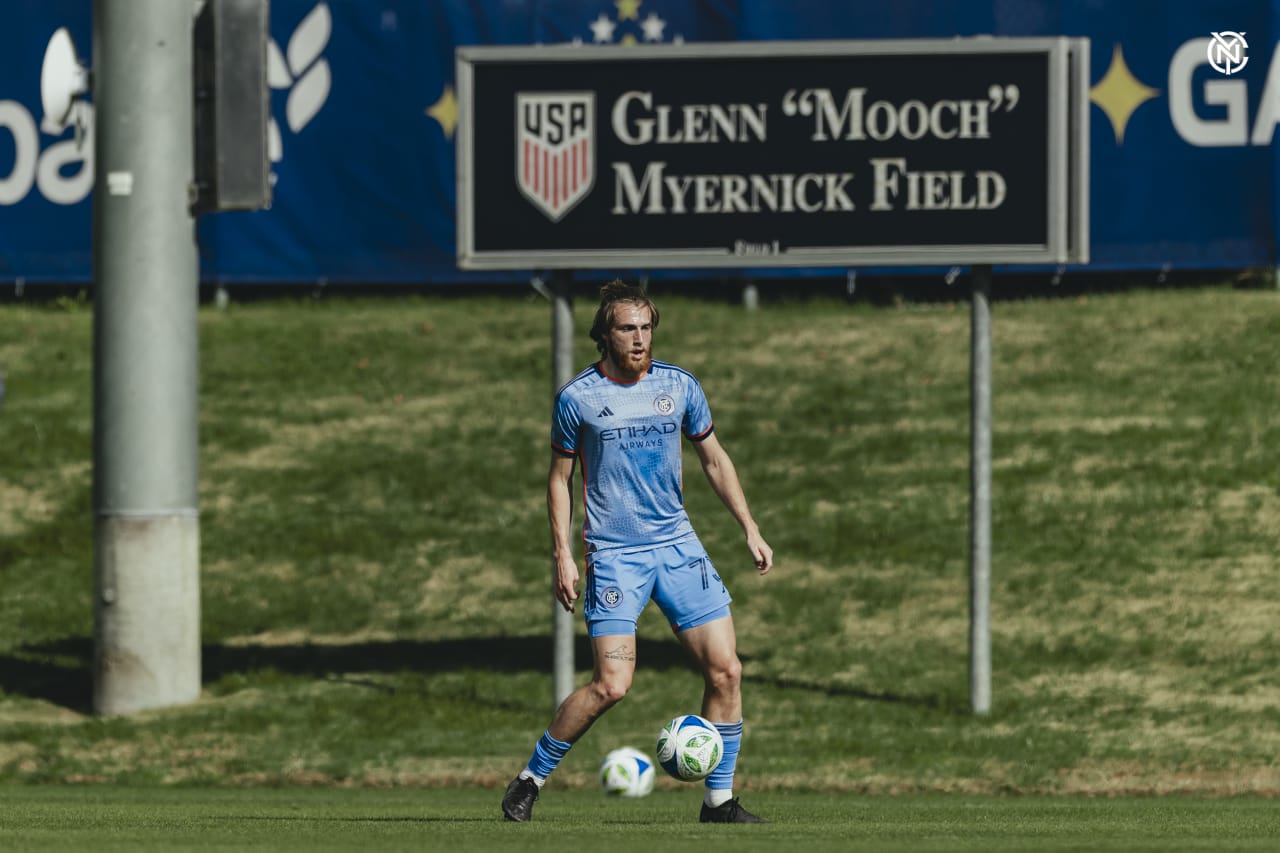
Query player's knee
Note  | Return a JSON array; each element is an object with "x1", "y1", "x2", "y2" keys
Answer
[
  {"x1": 705, "y1": 656, "x2": 742, "y2": 694},
  {"x1": 591, "y1": 676, "x2": 631, "y2": 707}
]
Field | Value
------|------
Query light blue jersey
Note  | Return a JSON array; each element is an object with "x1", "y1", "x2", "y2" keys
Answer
[{"x1": 552, "y1": 360, "x2": 714, "y2": 553}]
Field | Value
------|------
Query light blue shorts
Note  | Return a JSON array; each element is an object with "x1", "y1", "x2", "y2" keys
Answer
[{"x1": 584, "y1": 537, "x2": 732, "y2": 637}]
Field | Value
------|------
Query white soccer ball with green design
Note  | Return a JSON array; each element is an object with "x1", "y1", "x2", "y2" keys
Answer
[
  {"x1": 599, "y1": 746, "x2": 656, "y2": 797},
  {"x1": 656, "y1": 714, "x2": 723, "y2": 781}
]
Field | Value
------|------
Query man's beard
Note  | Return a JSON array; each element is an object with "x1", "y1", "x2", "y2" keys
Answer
[{"x1": 607, "y1": 339, "x2": 652, "y2": 377}]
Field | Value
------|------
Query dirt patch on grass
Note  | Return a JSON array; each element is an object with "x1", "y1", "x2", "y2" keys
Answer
[
  {"x1": 220, "y1": 628, "x2": 400, "y2": 648},
  {"x1": 1014, "y1": 667, "x2": 1173, "y2": 704},
  {"x1": 770, "y1": 558, "x2": 855, "y2": 589},
  {"x1": 841, "y1": 573, "x2": 968, "y2": 642},
  {"x1": 1022, "y1": 414, "x2": 1205, "y2": 435},
  {"x1": 1215, "y1": 485, "x2": 1280, "y2": 534},
  {"x1": 0, "y1": 482, "x2": 53, "y2": 536},
  {"x1": 204, "y1": 559, "x2": 299, "y2": 582},
  {"x1": 0, "y1": 461, "x2": 89, "y2": 536},
  {"x1": 1122, "y1": 556, "x2": 1280, "y2": 647},
  {"x1": 727, "y1": 313, "x2": 972, "y2": 371},
  {"x1": 212, "y1": 390, "x2": 542, "y2": 472},
  {"x1": 415, "y1": 554, "x2": 520, "y2": 621},
  {"x1": 993, "y1": 548, "x2": 1280, "y2": 648},
  {"x1": 1056, "y1": 761, "x2": 1280, "y2": 796},
  {"x1": 5, "y1": 733, "x2": 246, "y2": 783},
  {"x1": 1014, "y1": 665, "x2": 1280, "y2": 746},
  {"x1": 0, "y1": 338, "x2": 35, "y2": 367}
]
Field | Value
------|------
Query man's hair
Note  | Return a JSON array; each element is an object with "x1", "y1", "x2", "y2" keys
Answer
[{"x1": 588, "y1": 279, "x2": 660, "y2": 355}]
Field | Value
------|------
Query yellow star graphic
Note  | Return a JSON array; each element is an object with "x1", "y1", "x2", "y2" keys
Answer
[
  {"x1": 427, "y1": 84, "x2": 458, "y2": 140},
  {"x1": 615, "y1": 0, "x2": 641, "y2": 22},
  {"x1": 621, "y1": 33, "x2": 637, "y2": 46},
  {"x1": 1090, "y1": 44, "x2": 1160, "y2": 145}
]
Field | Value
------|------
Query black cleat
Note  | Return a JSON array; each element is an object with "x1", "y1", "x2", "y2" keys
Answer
[
  {"x1": 501, "y1": 775, "x2": 539, "y2": 822},
  {"x1": 699, "y1": 797, "x2": 768, "y2": 823}
]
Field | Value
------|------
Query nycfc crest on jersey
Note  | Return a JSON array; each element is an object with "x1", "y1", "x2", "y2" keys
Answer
[{"x1": 516, "y1": 92, "x2": 595, "y2": 221}]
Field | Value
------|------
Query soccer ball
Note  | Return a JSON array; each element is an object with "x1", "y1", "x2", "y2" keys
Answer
[
  {"x1": 599, "y1": 746, "x2": 655, "y2": 797},
  {"x1": 655, "y1": 714, "x2": 723, "y2": 781}
]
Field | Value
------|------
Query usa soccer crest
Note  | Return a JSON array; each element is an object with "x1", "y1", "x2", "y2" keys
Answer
[{"x1": 516, "y1": 92, "x2": 595, "y2": 221}]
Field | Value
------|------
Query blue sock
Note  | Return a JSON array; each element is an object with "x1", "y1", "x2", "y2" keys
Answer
[
  {"x1": 705, "y1": 719, "x2": 743, "y2": 793},
  {"x1": 524, "y1": 730, "x2": 572, "y2": 781}
]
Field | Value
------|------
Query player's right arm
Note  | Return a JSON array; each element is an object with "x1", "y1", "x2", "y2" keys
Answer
[{"x1": 548, "y1": 452, "x2": 579, "y2": 612}]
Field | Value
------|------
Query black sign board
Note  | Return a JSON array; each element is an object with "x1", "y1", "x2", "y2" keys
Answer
[{"x1": 457, "y1": 39, "x2": 1088, "y2": 269}]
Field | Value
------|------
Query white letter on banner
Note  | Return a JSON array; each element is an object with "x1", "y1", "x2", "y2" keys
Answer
[
  {"x1": 930, "y1": 101, "x2": 959, "y2": 139},
  {"x1": 812, "y1": 88, "x2": 865, "y2": 141},
  {"x1": 0, "y1": 101, "x2": 39, "y2": 205},
  {"x1": 722, "y1": 174, "x2": 749, "y2": 212},
  {"x1": 869, "y1": 157, "x2": 906, "y2": 211},
  {"x1": 664, "y1": 172, "x2": 694, "y2": 213},
  {"x1": 612, "y1": 161, "x2": 666, "y2": 213},
  {"x1": 613, "y1": 91, "x2": 654, "y2": 145},
  {"x1": 38, "y1": 107, "x2": 95, "y2": 206},
  {"x1": 956, "y1": 99, "x2": 990, "y2": 139},
  {"x1": 978, "y1": 171, "x2": 1006, "y2": 209},
  {"x1": 1251, "y1": 43, "x2": 1280, "y2": 144},
  {"x1": 1170, "y1": 38, "x2": 1247, "y2": 146}
]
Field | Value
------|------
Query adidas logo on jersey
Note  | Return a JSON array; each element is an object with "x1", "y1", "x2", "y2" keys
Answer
[{"x1": 597, "y1": 406, "x2": 615, "y2": 418}]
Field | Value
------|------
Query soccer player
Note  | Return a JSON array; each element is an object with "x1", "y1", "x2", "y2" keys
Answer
[{"x1": 502, "y1": 280, "x2": 774, "y2": 824}]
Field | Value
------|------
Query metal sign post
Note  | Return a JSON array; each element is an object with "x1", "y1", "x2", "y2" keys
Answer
[
  {"x1": 549, "y1": 271, "x2": 576, "y2": 708},
  {"x1": 92, "y1": 0, "x2": 201, "y2": 715},
  {"x1": 969, "y1": 265, "x2": 993, "y2": 715}
]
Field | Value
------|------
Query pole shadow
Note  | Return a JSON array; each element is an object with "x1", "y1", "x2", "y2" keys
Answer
[
  {"x1": 0, "y1": 636, "x2": 950, "y2": 715},
  {"x1": 0, "y1": 633, "x2": 700, "y2": 714}
]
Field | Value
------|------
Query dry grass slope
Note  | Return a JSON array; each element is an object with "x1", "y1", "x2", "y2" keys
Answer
[{"x1": 1, "y1": 286, "x2": 1278, "y2": 795}]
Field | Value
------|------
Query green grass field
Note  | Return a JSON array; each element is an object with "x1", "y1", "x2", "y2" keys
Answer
[
  {"x1": 3, "y1": 787, "x2": 1279, "y2": 851},
  {"x1": 2, "y1": 284, "x2": 1280, "y2": 848}
]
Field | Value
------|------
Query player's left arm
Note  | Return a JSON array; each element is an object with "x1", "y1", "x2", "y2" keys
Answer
[{"x1": 692, "y1": 431, "x2": 773, "y2": 575}]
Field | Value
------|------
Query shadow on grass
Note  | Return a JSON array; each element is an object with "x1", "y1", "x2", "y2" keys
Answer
[
  {"x1": 0, "y1": 636, "x2": 947, "y2": 715},
  {"x1": 0, "y1": 634, "x2": 698, "y2": 714},
  {"x1": 743, "y1": 673, "x2": 949, "y2": 712}
]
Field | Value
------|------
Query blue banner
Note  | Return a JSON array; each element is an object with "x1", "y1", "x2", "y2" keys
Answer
[{"x1": 0, "y1": 0, "x2": 1275, "y2": 282}]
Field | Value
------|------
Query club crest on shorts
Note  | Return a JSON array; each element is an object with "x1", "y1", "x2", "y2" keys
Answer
[
  {"x1": 601, "y1": 586, "x2": 623, "y2": 608},
  {"x1": 653, "y1": 393, "x2": 676, "y2": 416},
  {"x1": 516, "y1": 92, "x2": 595, "y2": 222}
]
